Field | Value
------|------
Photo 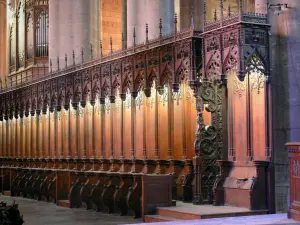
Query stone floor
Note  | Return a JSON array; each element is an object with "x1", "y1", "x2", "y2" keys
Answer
[
  {"x1": 0, "y1": 195, "x2": 142, "y2": 225},
  {"x1": 126, "y1": 214, "x2": 300, "y2": 225},
  {"x1": 1, "y1": 195, "x2": 299, "y2": 225}
]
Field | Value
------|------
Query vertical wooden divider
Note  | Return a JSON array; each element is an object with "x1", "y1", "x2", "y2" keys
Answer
[
  {"x1": 168, "y1": 84, "x2": 174, "y2": 160},
  {"x1": 155, "y1": 89, "x2": 159, "y2": 159},
  {"x1": 92, "y1": 103, "x2": 95, "y2": 158},
  {"x1": 29, "y1": 115, "x2": 33, "y2": 158},
  {"x1": 20, "y1": 118, "x2": 24, "y2": 158},
  {"x1": 120, "y1": 99, "x2": 124, "y2": 159},
  {"x1": 143, "y1": 94, "x2": 147, "y2": 160},
  {"x1": 101, "y1": 103, "x2": 105, "y2": 160},
  {"x1": 6, "y1": 119, "x2": 9, "y2": 158},
  {"x1": 0, "y1": 121, "x2": 2, "y2": 157},
  {"x1": 36, "y1": 114, "x2": 40, "y2": 158},
  {"x1": 84, "y1": 106, "x2": 87, "y2": 158},
  {"x1": 48, "y1": 111, "x2": 52, "y2": 158},
  {"x1": 67, "y1": 107, "x2": 71, "y2": 158},
  {"x1": 76, "y1": 107, "x2": 80, "y2": 158},
  {"x1": 182, "y1": 83, "x2": 187, "y2": 159},
  {"x1": 110, "y1": 102, "x2": 114, "y2": 160},
  {"x1": 131, "y1": 96, "x2": 136, "y2": 160},
  {"x1": 11, "y1": 119, "x2": 14, "y2": 158}
]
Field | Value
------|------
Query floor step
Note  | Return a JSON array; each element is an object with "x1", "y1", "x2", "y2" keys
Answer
[
  {"x1": 157, "y1": 207, "x2": 201, "y2": 220},
  {"x1": 144, "y1": 215, "x2": 182, "y2": 223},
  {"x1": 156, "y1": 202, "x2": 269, "y2": 221},
  {"x1": 3, "y1": 191, "x2": 11, "y2": 196},
  {"x1": 57, "y1": 200, "x2": 70, "y2": 208}
]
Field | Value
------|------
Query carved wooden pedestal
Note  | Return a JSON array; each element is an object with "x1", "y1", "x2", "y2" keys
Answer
[{"x1": 213, "y1": 160, "x2": 269, "y2": 210}]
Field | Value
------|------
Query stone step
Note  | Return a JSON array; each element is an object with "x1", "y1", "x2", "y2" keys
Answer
[
  {"x1": 157, "y1": 207, "x2": 201, "y2": 220},
  {"x1": 57, "y1": 200, "x2": 70, "y2": 208},
  {"x1": 144, "y1": 215, "x2": 182, "y2": 223},
  {"x1": 3, "y1": 191, "x2": 11, "y2": 196}
]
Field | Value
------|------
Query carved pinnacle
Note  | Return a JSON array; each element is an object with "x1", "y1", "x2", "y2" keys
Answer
[
  {"x1": 50, "y1": 59, "x2": 52, "y2": 73},
  {"x1": 100, "y1": 40, "x2": 103, "y2": 57},
  {"x1": 214, "y1": 8, "x2": 217, "y2": 21},
  {"x1": 122, "y1": 32, "x2": 125, "y2": 50},
  {"x1": 110, "y1": 36, "x2": 113, "y2": 55},
  {"x1": 133, "y1": 27, "x2": 136, "y2": 46},
  {"x1": 228, "y1": 5, "x2": 232, "y2": 17},
  {"x1": 65, "y1": 54, "x2": 67, "y2": 69},
  {"x1": 73, "y1": 50, "x2": 75, "y2": 66},
  {"x1": 90, "y1": 44, "x2": 93, "y2": 60},
  {"x1": 190, "y1": 7, "x2": 195, "y2": 29},
  {"x1": 146, "y1": 23, "x2": 149, "y2": 43},
  {"x1": 57, "y1": 56, "x2": 60, "y2": 71},
  {"x1": 159, "y1": 18, "x2": 162, "y2": 38},
  {"x1": 174, "y1": 13, "x2": 178, "y2": 34},
  {"x1": 81, "y1": 47, "x2": 84, "y2": 63}
]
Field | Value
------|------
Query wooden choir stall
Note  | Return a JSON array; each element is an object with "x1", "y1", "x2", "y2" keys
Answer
[{"x1": 0, "y1": 0, "x2": 275, "y2": 220}]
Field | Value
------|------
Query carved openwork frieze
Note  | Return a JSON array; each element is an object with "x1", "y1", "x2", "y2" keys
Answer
[{"x1": 0, "y1": 34, "x2": 201, "y2": 120}]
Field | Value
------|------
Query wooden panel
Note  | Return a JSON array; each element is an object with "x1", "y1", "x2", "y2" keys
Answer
[
  {"x1": 251, "y1": 74, "x2": 266, "y2": 161},
  {"x1": 0, "y1": 121, "x2": 2, "y2": 157},
  {"x1": 145, "y1": 89, "x2": 156, "y2": 160},
  {"x1": 79, "y1": 107, "x2": 85, "y2": 158},
  {"x1": 124, "y1": 95, "x2": 132, "y2": 159},
  {"x1": 135, "y1": 93, "x2": 144, "y2": 160},
  {"x1": 158, "y1": 88, "x2": 169, "y2": 160},
  {"x1": 186, "y1": 85, "x2": 197, "y2": 159},
  {"x1": 114, "y1": 99, "x2": 122, "y2": 159},
  {"x1": 70, "y1": 108, "x2": 77, "y2": 158},
  {"x1": 95, "y1": 103, "x2": 101, "y2": 159},
  {"x1": 104, "y1": 103, "x2": 112, "y2": 159},
  {"x1": 173, "y1": 88, "x2": 183, "y2": 160},
  {"x1": 231, "y1": 74, "x2": 247, "y2": 161},
  {"x1": 49, "y1": 112, "x2": 55, "y2": 158},
  {"x1": 142, "y1": 175, "x2": 173, "y2": 216}
]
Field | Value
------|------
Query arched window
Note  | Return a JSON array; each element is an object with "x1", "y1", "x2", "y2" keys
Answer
[{"x1": 35, "y1": 10, "x2": 49, "y2": 57}]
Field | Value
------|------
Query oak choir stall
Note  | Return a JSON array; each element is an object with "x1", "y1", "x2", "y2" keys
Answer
[{"x1": 0, "y1": 0, "x2": 275, "y2": 220}]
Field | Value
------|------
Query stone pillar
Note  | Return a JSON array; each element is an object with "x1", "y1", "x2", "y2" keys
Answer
[
  {"x1": 127, "y1": 0, "x2": 138, "y2": 46},
  {"x1": 49, "y1": 0, "x2": 99, "y2": 71},
  {"x1": 0, "y1": 0, "x2": 7, "y2": 86},
  {"x1": 127, "y1": 0, "x2": 174, "y2": 47}
]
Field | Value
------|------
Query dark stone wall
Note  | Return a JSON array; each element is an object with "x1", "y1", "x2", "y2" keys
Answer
[{"x1": 270, "y1": 0, "x2": 300, "y2": 213}]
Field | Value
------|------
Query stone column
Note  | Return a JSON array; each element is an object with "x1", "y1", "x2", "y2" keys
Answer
[
  {"x1": 49, "y1": 0, "x2": 60, "y2": 71},
  {"x1": 0, "y1": 0, "x2": 7, "y2": 86},
  {"x1": 127, "y1": 0, "x2": 174, "y2": 47},
  {"x1": 127, "y1": 0, "x2": 138, "y2": 46},
  {"x1": 49, "y1": 0, "x2": 99, "y2": 71}
]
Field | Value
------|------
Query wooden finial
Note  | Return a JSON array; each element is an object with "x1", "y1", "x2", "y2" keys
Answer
[
  {"x1": 90, "y1": 44, "x2": 93, "y2": 60},
  {"x1": 174, "y1": 13, "x2": 178, "y2": 33},
  {"x1": 133, "y1": 27, "x2": 136, "y2": 46},
  {"x1": 159, "y1": 18, "x2": 162, "y2": 38},
  {"x1": 50, "y1": 59, "x2": 52, "y2": 73},
  {"x1": 110, "y1": 36, "x2": 113, "y2": 55},
  {"x1": 122, "y1": 32, "x2": 125, "y2": 50},
  {"x1": 146, "y1": 23, "x2": 149, "y2": 43},
  {"x1": 57, "y1": 56, "x2": 60, "y2": 71},
  {"x1": 214, "y1": 8, "x2": 217, "y2": 21},
  {"x1": 73, "y1": 50, "x2": 75, "y2": 66},
  {"x1": 190, "y1": 7, "x2": 195, "y2": 29},
  {"x1": 228, "y1": 4, "x2": 232, "y2": 17},
  {"x1": 100, "y1": 40, "x2": 103, "y2": 57},
  {"x1": 65, "y1": 54, "x2": 67, "y2": 69},
  {"x1": 81, "y1": 47, "x2": 84, "y2": 63}
]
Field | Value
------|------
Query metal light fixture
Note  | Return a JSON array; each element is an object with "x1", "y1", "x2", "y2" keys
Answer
[{"x1": 268, "y1": 3, "x2": 289, "y2": 15}]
